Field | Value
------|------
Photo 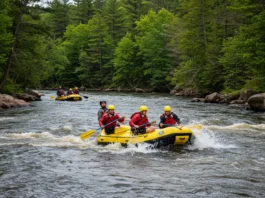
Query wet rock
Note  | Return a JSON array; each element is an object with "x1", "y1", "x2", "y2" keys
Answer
[
  {"x1": 13, "y1": 93, "x2": 35, "y2": 102},
  {"x1": 239, "y1": 89, "x2": 255, "y2": 102},
  {"x1": 25, "y1": 89, "x2": 43, "y2": 100},
  {"x1": 11, "y1": 89, "x2": 43, "y2": 101},
  {"x1": 183, "y1": 88, "x2": 195, "y2": 96},
  {"x1": 0, "y1": 94, "x2": 30, "y2": 110},
  {"x1": 191, "y1": 98, "x2": 205, "y2": 102},
  {"x1": 204, "y1": 92, "x2": 224, "y2": 103},
  {"x1": 0, "y1": 102, "x2": 10, "y2": 109},
  {"x1": 175, "y1": 88, "x2": 196, "y2": 96},
  {"x1": 230, "y1": 99, "x2": 245, "y2": 104},
  {"x1": 175, "y1": 91, "x2": 184, "y2": 96},
  {"x1": 170, "y1": 85, "x2": 183, "y2": 94},
  {"x1": 247, "y1": 93, "x2": 265, "y2": 111}
]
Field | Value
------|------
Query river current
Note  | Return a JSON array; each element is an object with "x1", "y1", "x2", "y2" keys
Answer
[{"x1": 0, "y1": 91, "x2": 265, "y2": 197}]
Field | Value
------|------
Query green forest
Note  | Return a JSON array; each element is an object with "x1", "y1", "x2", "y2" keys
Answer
[{"x1": 0, "y1": 0, "x2": 265, "y2": 94}]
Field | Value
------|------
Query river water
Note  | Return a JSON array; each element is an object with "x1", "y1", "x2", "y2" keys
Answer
[{"x1": 0, "y1": 91, "x2": 265, "y2": 197}]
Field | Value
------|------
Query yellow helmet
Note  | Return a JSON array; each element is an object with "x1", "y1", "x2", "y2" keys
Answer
[
  {"x1": 164, "y1": 106, "x2": 171, "y2": 111},
  {"x1": 75, "y1": 87, "x2": 78, "y2": 89},
  {"x1": 69, "y1": 88, "x2": 72, "y2": 90},
  {"x1": 139, "y1": 105, "x2": 148, "y2": 112},
  {"x1": 108, "y1": 105, "x2": 115, "y2": 110}
]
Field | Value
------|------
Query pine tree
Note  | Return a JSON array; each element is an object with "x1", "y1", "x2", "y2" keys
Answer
[
  {"x1": 48, "y1": 0, "x2": 70, "y2": 39},
  {"x1": 113, "y1": 33, "x2": 140, "y2": 88},
  {"x1": 103, "y1": 0, "x2": 128, "y2": 45},
  {"x1": 70, "y1": 0, "x2": 94, "y2": 24},
  {"x1": 0, "y1": 0, "x2": 12, "y2": 71},
  {"x1": 135, "y1": 9, "x2": 174, "y2": 91},
  {"x1": 221, "y1": 0, "x2": 265, "y2": 92}
]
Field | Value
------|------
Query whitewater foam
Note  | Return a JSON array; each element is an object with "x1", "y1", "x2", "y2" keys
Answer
[{"x1": 0, "y1": 117, "x2": 15, "y2": 122}]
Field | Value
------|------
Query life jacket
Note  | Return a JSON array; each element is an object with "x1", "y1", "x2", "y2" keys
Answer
[
  {"x1": 74, "y1": 90, "x2": 79, "y2": 94},
  {"x1": 161, "y1": 113, "x2": 177, "y2": 125},
  {"x1": 129, "y1": 112, "x2": 149, "y2": 128},
  {"x1": 58, "y1": 89, "x2": 64, "y2": 96},
  {"x1": 100, "y1": 112, "x2": 120, "y2": 128},
  {"x1": 68, "y1": 90, "x2": 73, "y2": 95}
]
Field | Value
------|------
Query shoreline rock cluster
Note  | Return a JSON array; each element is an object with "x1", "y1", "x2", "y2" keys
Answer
[
  {"x1": 171, "y1": 88, "x2": 265, "y2": 112},
  {"x1": 0, "y1": 90, "x2": 43, "y2": 110},
  {"x1": 0, "y1": 94, "x2": 31, "y2": 109},
  {"x1": 2, "y1": 87, "x2": 265, "y2": 112}
]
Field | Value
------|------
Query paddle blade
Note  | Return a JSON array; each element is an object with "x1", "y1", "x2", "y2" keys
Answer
[
  {"x1": 50, "y1": 96, "x2": 56, "y2": 100},
  {"x1": 80, "y1": 129, "x2": 96, "y2": 140}
]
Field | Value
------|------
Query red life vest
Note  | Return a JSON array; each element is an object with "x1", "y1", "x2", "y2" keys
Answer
[
  {"x1": 161, "y1": 113, "x2": 176, "y2": 125},
  {"x1": 129, "y1": 112, "x2": 150, "y2": 128},
  {"x1": 74, "y1": 90, "x2": 79, "y2": 94},
  {"x1": 99, "y1": 112, "x2": 124, "y2": 128}
]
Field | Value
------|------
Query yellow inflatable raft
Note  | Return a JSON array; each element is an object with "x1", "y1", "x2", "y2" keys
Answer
[
  {"x1": 97, "y1": 125, "x2": 195, "y2": 147},
  {"x1": 55, "y1": 94, "x2": 82, "y2": 101}
]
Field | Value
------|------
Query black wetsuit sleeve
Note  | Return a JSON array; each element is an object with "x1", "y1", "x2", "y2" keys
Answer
[
  {"x1": 158, "y1": 115, "x2": 166, "y2": 128},
  {"x1": 172, "y1": 112, "x2": 180, "y2": 124}
]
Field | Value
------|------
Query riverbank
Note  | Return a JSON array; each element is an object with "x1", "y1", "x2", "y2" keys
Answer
[
  {"x1": 2, "y1": 87, "x2": 265, "y2": 112},
  {"x1": 188, "y1": 90, "x2": 265, "y2": 112}
]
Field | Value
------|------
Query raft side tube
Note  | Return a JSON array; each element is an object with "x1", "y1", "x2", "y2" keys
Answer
[
  {"x1": 55, "y1": 94, "x2": 82, "y2": 101},
  {"x1": 97, "y1": 126, "x2": 195, "y2": 146}
]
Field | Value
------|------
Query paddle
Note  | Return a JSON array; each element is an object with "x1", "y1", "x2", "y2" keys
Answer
[
  {"x1": 131, "y1": 121, "x2": 157, "y2": 129},
  {"x1": 80, "y1": 117, "x2": 124, "y2": 140}
]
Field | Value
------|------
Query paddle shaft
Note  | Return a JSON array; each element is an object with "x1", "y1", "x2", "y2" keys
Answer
[
  {"x1": 80, "y1": 117, "x2": 124, "y2": 140},
  {"x1": 132, "y1": 121, "x2": 155, "y2": 129},
  {"x1": 99, "y1": 117, "x2": 123, "y2": 129}
]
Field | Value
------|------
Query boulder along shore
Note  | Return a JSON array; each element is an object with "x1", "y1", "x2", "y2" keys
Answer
[{"x1": 0, "y1": 90, "x2": 43, "y2": 110}]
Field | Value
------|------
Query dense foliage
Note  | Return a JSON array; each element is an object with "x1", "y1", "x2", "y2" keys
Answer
[{"x1": 1, "y1": 0, "x2": 265, "y2": 93}]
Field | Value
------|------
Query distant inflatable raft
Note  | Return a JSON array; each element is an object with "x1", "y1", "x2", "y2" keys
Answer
[
  {"x1": 55, "y1": 94, "x2": 82, "y2": 101},
  {"x1": 97, "y1": 125, "x2": 195, "y2": 147}
]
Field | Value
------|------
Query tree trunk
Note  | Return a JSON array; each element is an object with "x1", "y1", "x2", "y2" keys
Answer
[
  {"x1": 200, "y1": 0, "x2": 207, "y2": 49},
  {"x1": 0, "y1": 1, "x2": 28, "y2": 91}
]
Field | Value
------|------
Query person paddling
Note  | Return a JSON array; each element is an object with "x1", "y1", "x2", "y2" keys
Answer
[
  {"x1": 98, "y1": 100, "x2": 108, "y2": 120},
  {"x1": 159, "y1": 106, "x2": 181, "y2": 128},
  {"x1": 73, "y1": 87, "x2": 79, "y2": 94},
  {"x1": 67, "y1": 88, "x2": 73, "y2": 95},
  {"x1": 57, "y1": 85, "x2": 64, "y2": 96},
  {"x1": 129, "y1": 105, "x2": 155, "y2": 135},
  {"x1": 99, "y1": 105, "x2": 125, "y2": 134}
]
